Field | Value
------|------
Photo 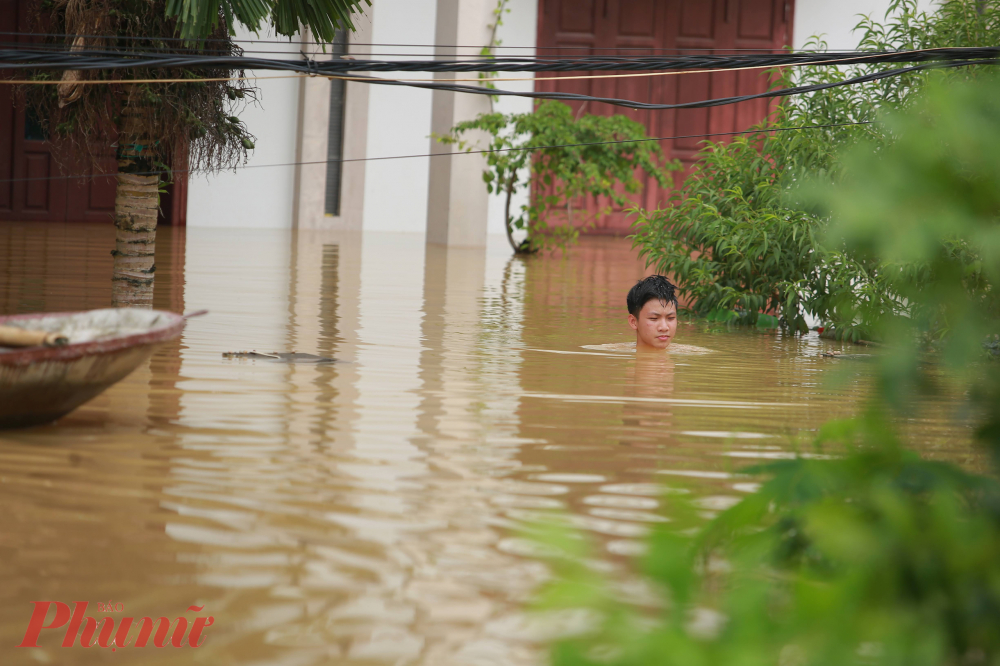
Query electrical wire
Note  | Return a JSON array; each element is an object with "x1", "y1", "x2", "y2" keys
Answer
[
  {"x1": 0, "y1": 40, "x2": 839, "y2": 60},
  {"x1": 0, "y1": 54, "x2": 935, "y2": 86},
  {"x1": 1, "y1": 47, "x2": 995, "y2": 113},
  {"x1": 301, "y1": 59, "x2": 997, "y2": 112},
  {"x1": 0, "y1": 41, "x2": 458, "y2": 58},
  {"x1": 1, "y1": 45, "x2": 997, "y2": 73},
  {"x1": 0, "y1": 61, "x2": 984, "y2": 113},
  {"x1": 0, "y1": 31, "x2": 881, "y2": 52},
  {"x1": 0, "y1": 121, "x2": 873, "y2": 185},
  {"x1": 0, "y1": 43, "x2": 979, "y2": 86}
]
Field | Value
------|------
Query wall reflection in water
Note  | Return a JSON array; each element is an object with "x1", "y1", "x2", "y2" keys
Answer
[{"x1": 0, "y1": 223, "x2": 977, "y2": 665}]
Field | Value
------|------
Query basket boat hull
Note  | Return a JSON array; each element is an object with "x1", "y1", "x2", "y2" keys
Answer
[{"x1": 0, "y1": 309, "x2": 186, "y2": 429}]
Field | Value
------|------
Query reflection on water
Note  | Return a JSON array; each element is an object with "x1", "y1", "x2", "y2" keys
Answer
[{"x1": 0, "y1": 222, "x2": 980, "y2": 665}]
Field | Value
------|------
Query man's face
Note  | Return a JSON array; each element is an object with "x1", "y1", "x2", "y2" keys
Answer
[{"x1": 628, "y1": 299, "x2": 678, "y2": 351}]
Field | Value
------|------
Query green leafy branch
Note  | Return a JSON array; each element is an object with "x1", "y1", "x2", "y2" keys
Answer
[
  {"x1": 532, "y1": 69, "x2": 1000, "y2": 666},
  {"x1": 478, "y1": 0, "x2": 511, "y2": 111},
  {"x1": 436, "y1": 101, "x2": 676, "y2": 254},
  {"x1": 631, "y1": 0, "x2": 1000, "y2": 335}
]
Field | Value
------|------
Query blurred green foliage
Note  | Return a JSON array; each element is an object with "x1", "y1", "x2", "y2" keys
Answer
[
  {"x1": 166, "y1": 0, "x2": 368, "y2": 44},
  {"x1": 436, "y1": 101, "x2": 674, "y2": 254},
  {"x1": 816, "y1": 74, "x2": 1000, "y2": 421},
  {"x1": 629, "y1": 105, "x2": 882, "y2": 334},
  {"x1": 533, "y1": 64, "x2": 1000, "y2": 666},
  {"x1": 539, "y1": 436, "x2": 1000, "y2": 666},
  {"x1": 632, "y1": 0, "x2": 1000, "y2": 334}
]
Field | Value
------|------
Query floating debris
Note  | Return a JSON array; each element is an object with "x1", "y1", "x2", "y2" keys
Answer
[
  {"x1": 821, "y1": 351, "x2": 873, "y2": 360},
  {"x1": 222, "y1": 351, "x2": 338, "y2": 364},
  {"x1": 1, "y1": 309, "x2": 187, "y2": 428}
]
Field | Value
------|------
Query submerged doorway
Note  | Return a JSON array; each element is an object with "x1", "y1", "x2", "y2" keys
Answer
[
  {"x1": 0, "y1": 0, "x2": 186, "y2": 225},
  {"x1": 536, "y1": 0, "x2": 794, "y2": 234}
]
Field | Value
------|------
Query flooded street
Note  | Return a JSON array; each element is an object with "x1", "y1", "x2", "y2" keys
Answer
[{"x1": 0, "y1": 222, "x2": 980, "y2": 665}]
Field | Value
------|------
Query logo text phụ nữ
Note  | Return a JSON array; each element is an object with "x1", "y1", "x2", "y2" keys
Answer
[{"x1": 17, "y1": 602, "x2": 214, "y2": 650}]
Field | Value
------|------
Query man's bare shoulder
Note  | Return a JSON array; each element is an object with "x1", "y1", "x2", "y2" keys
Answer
[{"x1": 581, "y1": 342, "x2": 713, "y2": 355}]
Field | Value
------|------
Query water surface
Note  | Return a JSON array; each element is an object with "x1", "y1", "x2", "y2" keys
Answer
[{"x1": 0, "y1": 223, "x2": 979, "y2": 665}]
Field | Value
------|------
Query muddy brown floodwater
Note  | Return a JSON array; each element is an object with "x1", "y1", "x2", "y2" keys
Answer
[{"x1": 0, "y1": 223, "x2": 982, "y2": 665}]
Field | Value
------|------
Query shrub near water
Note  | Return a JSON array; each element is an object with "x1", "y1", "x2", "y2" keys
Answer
[
  {"x1": 437, "y1": 100, "x2": 674, "y2": 254},
  {"x1": 631, "y1": 0, "x2": 1000, "y2": 337},
  {"x1": 535, "y1": 74, "x2": 1000, "y2": 666},
  {"x1": 629, "y1": 105, "x2": 886, "y2": 335}
]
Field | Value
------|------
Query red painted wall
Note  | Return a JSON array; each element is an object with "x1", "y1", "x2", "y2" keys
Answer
[
  {"x1": 535, "y1": 0, "x2": 794, "y2": 235},
  {"x1": 0, "y1": 0, "x2": 186, "y2": 225}
]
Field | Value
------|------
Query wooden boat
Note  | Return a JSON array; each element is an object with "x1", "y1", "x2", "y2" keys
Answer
[{"x1": 0, "y1": 309, "x2": 188, "y2": 429}]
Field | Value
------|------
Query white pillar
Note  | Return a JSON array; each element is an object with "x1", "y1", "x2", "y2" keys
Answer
[
  {"x1": 292, "y1": 13, "x2": 373, "y2": 230},
  {"x1": 292, "y1": 30, "x2": 332, "y2": 229},
  {"x1": 339, "y1": 16, "x2": 375, "y2": 227},
  {"x1": 426, "y1": 0, "x2": 493, "y2": 247}
]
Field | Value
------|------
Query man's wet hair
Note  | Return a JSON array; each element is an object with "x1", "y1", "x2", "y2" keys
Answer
[{"x1": 627, "y1": 275, "x2": 678, "y2": 316}]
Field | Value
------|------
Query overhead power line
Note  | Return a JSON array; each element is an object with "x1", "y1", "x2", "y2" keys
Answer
[
  {"x1": 1, "y1": 47, "x2": 995, "y2": 113},
  {"x1": 0, "y1": 44, "x2": 982, "y2": 85},
  {"x1": 0, "y1": 121, "x2": 873, "y2": 185},
  {"x1": 0, "y1": 53, "x2": 962, "y2": 86},
  {"x1": 0, "y1": 40, "x2": 867, "y2": 62},
  {"x1": 348, "y1": 59, "x2": 992, "y2": 111},
  {"x1": 0, "y1": 45, "x2": 996, "y2": 73},
  {"x1": 0, "y1": 31, "x2": 913, "y2": 51}
]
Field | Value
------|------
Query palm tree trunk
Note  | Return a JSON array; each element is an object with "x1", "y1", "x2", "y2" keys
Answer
[{"x1": 112, "y1": 104, "x2": 158, "y2": 308}]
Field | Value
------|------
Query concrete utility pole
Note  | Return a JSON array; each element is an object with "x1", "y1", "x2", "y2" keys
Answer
[{"x1": 426, "y1": 0, "x2": 494, "y2": 247}]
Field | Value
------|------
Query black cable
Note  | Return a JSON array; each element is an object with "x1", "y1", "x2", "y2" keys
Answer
[
  {"x1": 1, "y1": 46, "x2": 998, "y2": 73},
  {"x1": 3, "y1": 47, "x2": 997, "y2": 116},
  {"x1": 0, "y1": 39, "x2": 817, "y2": 59},
  {"x1": 0, "y1": 121, "x2": 873, "y2": 185},
  {"x1": 298, "y1": 58, "x2": 997, "y2": 112},
  {"x1": 0, "y1": 40, "x2": 528, "y2": 59},
  {"x1": 0, "y1": 31, "x2": 886, "y2": 52},
  {"x1": 3, "y1": 46, "x2": 991, "y2": 113}
]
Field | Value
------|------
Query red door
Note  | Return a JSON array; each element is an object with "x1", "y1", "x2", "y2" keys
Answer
[
  {"x1": 0, "y1": 0, "x2": 186, "y2": 225},
  {"x1": 536, "y1": 0, "x2": 793, "y2": 235}
]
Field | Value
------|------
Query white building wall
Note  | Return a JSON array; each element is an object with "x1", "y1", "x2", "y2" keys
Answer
[
  {"x1": 793, "y1": 0, "x2": 937, "y2": 49},
  {"x1": 426, "y1": 0, "x2": 494, "y2": 247},
  {"x1": 186, "y1": 26, "x2": 301, "y2": 229},
  {"x1": 360, "y1": 0, "x2": 438, "y2": 233},
  {"x1": 485, "y1": 0, "x2": 538, "y2": 237},
  {"x1": 186, "y1": 0, "x2": 536, "y2": 235},
  {"x1": 184, "y1": 0, "x2": 939, "y2": 231}
]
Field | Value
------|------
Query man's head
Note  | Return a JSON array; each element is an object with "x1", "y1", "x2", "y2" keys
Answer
[{"x1": 627, "y1": 275, "x2": 679, "y2": 351}]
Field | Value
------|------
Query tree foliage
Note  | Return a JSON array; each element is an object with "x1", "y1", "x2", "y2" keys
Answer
[
  {"x1": 437, "y1": 101, "x2": 675, "y2": 254},
  {"x1": 166, "y1": 0, "x2": 368, "y2": 43},
  {"x1": 531, "y1": 68, "x2": 1000, "y2": 666},
  {"x1": 630, "y1": 105, "x2": 891, "y2": 334},
  {"x1": 25, "y1": 0, "x2": 366, "y2": 175},
  {"x1": 632, "y1": 0, "x2": 1000, "y2": 334}
]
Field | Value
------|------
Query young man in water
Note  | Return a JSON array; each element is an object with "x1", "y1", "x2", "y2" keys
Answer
[{"x1": 627, "y1": 275, "x2": 679, "y2": 352}]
